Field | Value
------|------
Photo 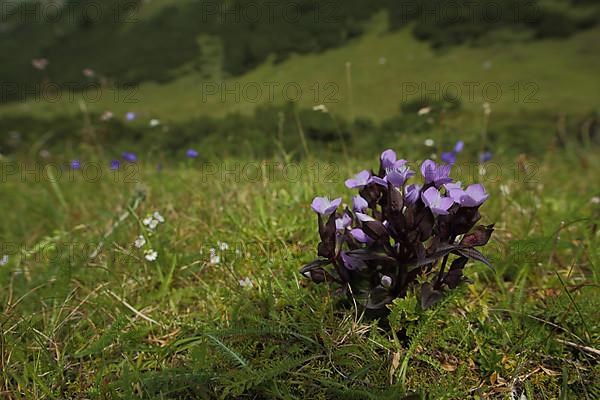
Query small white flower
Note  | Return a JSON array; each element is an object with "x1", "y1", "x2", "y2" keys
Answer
[
  {"x1": 217, "y1": 241, "x2": 229, "y2": 251},
  {"x1": 148, "y1": 219, "x2": 159, "y2": 230},
  {"x1": 149, "y1": 119, "x2": 160, "y2": 127},
  {"x1": 0, "y1": 255, "x2": 8, "y2": 266},
  {"x1": 418, "y1": 106, "x2": 431, "y2": 116},
  {"x1": 144, "y1": 249, "x2": 158, "y2": 262},
  {"x1": 239, "y1": 277, "x2": 253, "y2": 288},
  {"x1": 312, "y1": 104, "x2": 328, "y2": 113},
  {"x1": 500, "y1": 184, "x2": 511, "y2": 197},
  {"x1": 478, "y1": 165, "x2": 487, "y2": 176},
  {"x1": 100, "y1": 111, "x2": 114, "y2": 121},
  {"x1": 424, "y1": 138, "x2": 435, "y2": 147},
  {"x1": 378, "y1": 56, "x2": 387, "y2": 65},
  {"x1": 134, "y1": 235, "x2": 146, "y2": 248},
  {"x1": 142, "y1": 216, "x2": 153, "y2": 226},
  {"x1": 209, "y1": 248, "x2": 220, "y2": 265},
  {"x1": 153, "y1": 211, "x2": 165, "y2": 223},
  {"x1": 483, "y1": 102, "x2": 491, "y2": 116},
  {"x1": 591, "y1": 196, "x2": 600, "y2": 204}
]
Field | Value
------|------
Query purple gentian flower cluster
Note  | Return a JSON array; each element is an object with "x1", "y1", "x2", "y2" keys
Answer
[{"x1": 302, "y1": 149, "x2": 494, "y2": 312}]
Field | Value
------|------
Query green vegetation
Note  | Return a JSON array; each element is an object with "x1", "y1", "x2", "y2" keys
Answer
[
  {"x1": 1, "y1": 1, "x2": 599, "y2": 398},
  {"x1": 1, "y1": 139, "x2": 599, "y2": 398}
]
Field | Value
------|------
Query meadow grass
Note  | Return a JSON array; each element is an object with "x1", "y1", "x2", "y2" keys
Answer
[
  {"x1": 1, "y1": 142, "x2": 599, "y2": 399},
  {"x1": 1, "y1": 18, "x2": 598, "y2": 125}
]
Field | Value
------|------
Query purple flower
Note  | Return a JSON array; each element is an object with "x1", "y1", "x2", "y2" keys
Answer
[
  {"x1": 479, "y1": 151, "x2": 493, "y2": 163},
  {"x1": 386, "y1": 163, "x2": 415, "y2": 187},
  {"x1": 448, "y1": 184, "x2": 489, "y2": 207},
  {"x1": 345, "y1": 170, "x2": 371, "y2": 189},
  {"x1": 350, "y1": 228, "x2": 372, "y2": 243},
  {"x1": 122, "y1": 152, "x2": 137, "y2": 163},
  {"x1": 352, "y1": 195, "x2": 368, "y2": 212},
  {"x1": 341, "y1": 251, "x2": 367, "y2": 271},
  {"x1": 335, "y1": 214, "x2": 352, "y2": 231},
  {"x1": 441, "y1": 141, "x2": 464, "y2": 165},
  {"x1": 311, "y1": 197, "x2": 342, "y2": 216},
  {"x1": 110, "y1": 159, "x2": 120, "y2": 170},
  {"x1": 421, "y1": 187, "x2": 454, "y2": 216},
  {"x1": 441, "y1": 151, "x2": 456, "y2": 165},
  {"x1": 404, "y1": 184, "x2": 422, "y2": 204},
  {"x1": 126, "y1": 112, "x2": 136, "y2": 121},
  {"x1": 380, "y1": 149, "x2": 397, "y2": 170},
  {"x1": 70, "y1": 159, "x2": 81, "y2": 170},
  {"x1": 186, "y1": 149, "x2": 199, "y2": 158},
  {"x1": 454, "y1": 140, "x2": 464, "y2": 153},
  {"x1": 421, "y1": 159, "x2": 452, "y2": 186}
]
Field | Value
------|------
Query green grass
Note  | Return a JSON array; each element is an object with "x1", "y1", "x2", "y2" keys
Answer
[
  {"x1": 1, "y1": 15, "x2": 598, "y2": 126},
  {"x1": 1, "y1": 140, "x2": 599, "y2": 398}
]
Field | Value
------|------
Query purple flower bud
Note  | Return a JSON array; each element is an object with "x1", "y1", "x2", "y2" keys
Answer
[
  {"x1": 70, "y1": 159, "x2": 81, "y2": 170},
  {"x1": 110, "y1": 159, "x2": 120, "y2": 170},
  {"x1": 380, "y1": 275, "x2": 393, "y2": 288},
  {"x1": 126, "y1": 112, "x2": 136, "y2": 121},
  {"x1": 341, "y1": 251, "x2": 367, "y2": 271}
]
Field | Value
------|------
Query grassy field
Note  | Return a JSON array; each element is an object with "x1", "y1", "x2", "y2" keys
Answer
[
  {"x1": 2, "y1": 16, "x2": 599, "y2": 124},
  {"x1": 1, "y1": 140, "x2": 599, "y2": 398}
]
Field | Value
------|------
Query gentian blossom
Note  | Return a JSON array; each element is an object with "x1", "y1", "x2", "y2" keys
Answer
[
  {"x1": 336, "y1": 214, "x2": 352, "y2": 231},
  {"x1": 311, "y1": 197, "x2": 342, "y2": 216},
  {"x1": 380, "y1": 149, "x2": 398, "y2": 170},
  {"x1": 441, "y1": 140, "x2": 464, "y2": 165},
  {"x1": 352, "y1": 195, "x2": 368, "y2": 212},
  {"x1": 71, "y1": 160, "x2": 81, "y2": 170},
  {"x1": 126, "y1": 112, "x2": 136, "y2": 121},
  {"x1": 404, "y1": 184, "x2": 422, "y2": 204},
  {"x1": 122, "y1": 152, "x2": 137, "y2": 163},
  {"x1": 345, "y1": 170, "x2": 372, "y2": 189},
  {"x1": 186, "y1": 149, "x2": 199, "y2": 158},
  {"x1": 448, "y1": 184, "x2": 489, "y2": 207},
  {"x1": 385, "y1": 163, "x2": 415, "y2": 187},
  {"x1": 110, "y1": 160, "x2": 120, "y2": 170},
  {"x1": 421, "y1": 159, "x2": 452, "y2": 186},
  {"x1": 479, "y1": 151, "x2": 493, "y2": 163},
  {"x1": 422, "y1": 187, "x2": 454, "y2": 215}
]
